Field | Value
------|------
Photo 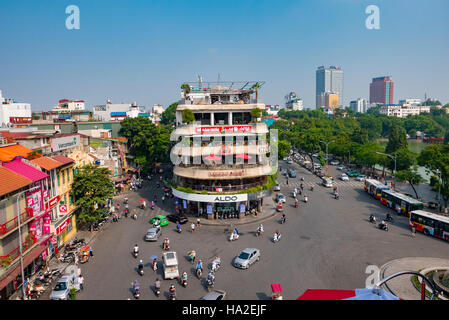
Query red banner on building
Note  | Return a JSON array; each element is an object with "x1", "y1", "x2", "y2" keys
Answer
[
  {"x1": 59, "y1": 204, "x2": 67, "y2": 213},
  {"x1": 195, "y1": 125, "x2": 252, "y2": 134},
  {"x1": 9, "y1": 117, "x2": 32, "y2": 124},
  {"x1": 56, "y1": 216, "x2": 71, "y2": 235},
  {"x1": 45, "y1": 195, "x2": 60, "y2": 211}
]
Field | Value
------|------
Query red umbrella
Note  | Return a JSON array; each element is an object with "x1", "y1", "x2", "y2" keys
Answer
[
  {"x1": 297, "y1": 288, "x2": 400, "y2": 300},
  {"x1": 235, "y1": 153, "x2": 252, "y2": 160},
  {"x1": 204, "y1": 154, "x2": 221, "y2": 161},
  {"x1": 139, "y1": 199, "x2": 146, "y2": 202}
]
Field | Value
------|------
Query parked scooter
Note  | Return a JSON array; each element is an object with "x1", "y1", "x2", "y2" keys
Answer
[{"x1": 229, "y1": 233, "x2": 239, "y2": 241}]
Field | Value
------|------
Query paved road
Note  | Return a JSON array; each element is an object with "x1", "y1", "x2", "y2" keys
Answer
[{"x1": 72, "y1": 161, "x2": 449, "y2": 300}]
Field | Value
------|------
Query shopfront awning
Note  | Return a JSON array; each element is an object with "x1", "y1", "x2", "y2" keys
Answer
[{"x1": 0, "y1": 236, "x2": 50, "y2": 291}]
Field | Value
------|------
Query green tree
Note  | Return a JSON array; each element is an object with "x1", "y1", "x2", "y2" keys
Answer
[
  {"x1": 182, "y1": 108, "x2": 195, "y2": 124},
  {"x1": 250, "y1": 82, "x2": 262, "y2": 101},
  {"x1": 353, "y1": 143, "x2": 384, "y2": 173},
  {"x1": 317, "y1": 151, "x2": 325, "y2": 167},
  {"x1": 160, "y1": 102, "x2": 178, "y2": 125},
  {"x1": 390, "y1": 148, "x2": 416, "y2": 172},
  {"x1": 395, "y1": 167, "x2": 424, "y2": 199},
  {"x1": 385, "y1": 125, "x2": 408, "y2": 154},
  {"x1": 72, "y1": 165, "x2": 115, "y2": 231},
  {"x1": 277, "y1": 140, "x2": 291, "y2": 160},
  {"x1": 250, "y1": 107, "x2": 262, "y2": 120},
  {"x1": 181, "y1": 83, "x2": 190, "y2": 100},
  {"x1": 418, "y1": 144, "x2": 449, "y2": 209}
]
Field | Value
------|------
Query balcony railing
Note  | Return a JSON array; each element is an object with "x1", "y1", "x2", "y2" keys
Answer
[
  {"x1": 0, "y1": 208, "x2": 34, "y2": 236},
  {"x1": 177, "y1": 163, "x2": 267, "y2": 170},
  {"x1": 180, "y1": 181, "x2": 266, "y2": 193},
  {"x1": 0, "y1": 235, "x2": 37, "y2": 268}
]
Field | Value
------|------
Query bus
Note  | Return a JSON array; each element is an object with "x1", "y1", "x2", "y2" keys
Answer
[
  {"x1": 410, "y1": 210, "x2": 449, "y2": 241},
  {"x1": 364, "y1": 179, "x2": 390, "y2": 199},
  {"x1": 380, "y1": 189, "x2": 424, "y2": 216}
]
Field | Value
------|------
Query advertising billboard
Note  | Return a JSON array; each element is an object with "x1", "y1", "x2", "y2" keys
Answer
[{"x1": 51, "y1": 134, "x2": 80, "y2": 152}]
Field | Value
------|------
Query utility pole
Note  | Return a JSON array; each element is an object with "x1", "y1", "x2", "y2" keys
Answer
[
  {"x1": 320, "y1": 140, "x2": 335, "y2": 172},
  {"x1": 436, "y1": 169, "x2": 441, "y2": 212}
]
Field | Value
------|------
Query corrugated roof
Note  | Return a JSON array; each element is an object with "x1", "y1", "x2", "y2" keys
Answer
[
  {"x1": 0, "y1": 167, "x2": 33, "y2": 196},
  {"x1": 2, "y1": 159, "x2": 49, "y2": 182},
  {"x1": 0, "y1": 144, "x2": 36, "y2": 162},
  {"x1": 51, "y1": 155, "x2": 75, "y2": 165},
  {"x1": 31, "y1": 157, "x2": 64, "y2": 171}
]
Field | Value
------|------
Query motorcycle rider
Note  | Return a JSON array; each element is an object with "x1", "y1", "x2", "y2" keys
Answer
[
  {"x1": 133, "y1": 280, "x2": 140, "y2": 293},
  {"x1": 304, "y1": 194, "x2": 308, "y2": 202},
  {"x1": 138, "y1": 260, "x2": 144, "y2": 274},
  {"x1": 162, "y1": 195, "x2": 165, "y2": 203},
  {"x1": 295, "y1": 198, "x2": 299, "y2": 207},
  {"x1": 153, "y1": 194, "x2": 157, "y2": 202},
  {"x1": 152, "y1": 257, "x2": 158, "y2": 271},
  {"x1": 207, "y1": 271, "x2": 215, "y2": 286},
  {"x1": 168, "y1": 284, "x2": 176, "y2": 299},
  {"x1": 257, "y1": 224, "x2": 264, "y2": 236},
  {"x1": 133, "y1": 244, "x2": 139, "y2": 256},
  {"x1": 163, "y1": 237, "x2": 170, "y2": 250},
  {"x1": 182, "y1": 272, "x2": 188, "y2": 286},
  {"x1": 386, "y1": 213, "x2": 393, "y2": 222},
  {"x1": 281, "y1": 213, "x2": 286, "y2": 223},
  {"x1": 151, "y1": 201, "x2": 155, "y2": 210},
  {"x1": 379, "y1": 220, "x2": 387, "y2": 230},
  {"x1": 212, "y1": 256, "x2": 221, "y2": 271},
  {"x1": 274, "y1": 230, "x2": 281, "y2": 242},
  {"x1": 176, "y1": 223, "x2": 182, "y2": 233},
  {"x1": 154, "y1": 278, "x2": 161, "y2": 293},
  {"x1": 188, "y1": 250, "x2": 196, "y2": 263},
  {"x1": 310, "y1": 184, "x2": 314, "y2": 191},
  {"x1": 196, "y1": 260, "x2": 203, "y2": 276},
  {"x1": 369, "y1": 214, "x2": 376, "y2": 223}
]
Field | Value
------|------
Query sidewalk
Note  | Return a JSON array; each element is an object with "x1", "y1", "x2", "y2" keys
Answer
[{"x1": 379, "y1": 257, "x2": 449, "y2": 300}]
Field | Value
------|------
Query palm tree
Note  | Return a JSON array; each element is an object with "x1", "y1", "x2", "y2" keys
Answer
[
  {"x1": 251, "y1": 82, "x2": 261, "y2": 101},
  {"x1": 181, "y1": 83, "x2": 190, "y2": 100}
]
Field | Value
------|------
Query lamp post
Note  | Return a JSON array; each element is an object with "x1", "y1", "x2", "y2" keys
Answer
[
  {"x1": 320, "y1": 140, "x2": 335, "y2": 172},
  {"x1": 376, "y1": 152, "x2": 397, "y2": 191},
  {"x1": 15, "y1": 185, "x2": 39, "y2": 300}
]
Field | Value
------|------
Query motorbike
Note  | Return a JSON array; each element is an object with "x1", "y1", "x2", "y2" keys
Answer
[
  {"x1": 280, "y1": 217, "x2": 286, "y2": 224},
  {"x1": 334, "y1": 193, "x2": 340, "y2": 200},
  {"x1": 153, "y1": 261, "x2": 158, "y2": 272},
  {"x1": 169, "y1": 292, "x2": 176, "y2": 300},
  {"x1": 229, "y1": 233, "x2": 239, "y2": 241},
  {"x1": 134, "y1": 288, "x2": 140, "y2": 299},
  {"x1": 138, "y1": 266, "x2": 144, "y2": 276},
  {"x1": 304, "y1": 196, "x2": 308, "y2": 203},
  {"x1": 124, "y1": 198, "x2": 128, "y2": 204},
  {"x1": 369, "y1": 216, "x2": 377, "y2": 224},
  {"x1": 211, "y1": 261, "x2": 221, "y2": 272},
  {"x1": 196, "y1": 268, "x2": 202, "y2": 279},
  {"x1": 182, "y1": 278, "x2": 187, "y2": 288},
  {"x1": 155, "y1": 286, "x2": 161, "y2": 297},
  {"x1": 207, "y1": 277, "x2": 215, "y2": 292},
  {"x1": 273, "y1": 233, "x2": 282, "y2": 243},
  {"x1": 133, "y1": 250, "x2": 138, "y2": 259},
  {"x1": 386, "y1": 215, "x2": 394, "y2": 223},
  {"x1": 378, "y1": 223, "x2": 389, "y2": 231},
  {"x1": 176, "y1": 227, "x2": 182, "y2": 233},
  {"x1": 132, "y1": 213, "x2": 137, "y2": 220},
  {"x1": 256, "y1": 229, "x2": 263, "y2": 237}
]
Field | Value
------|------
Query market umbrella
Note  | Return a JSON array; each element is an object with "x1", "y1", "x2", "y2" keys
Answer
[
  {"x1": 297, "y1": 288, "x2": 400, "y2": 300},
  {"x1": 204, "y1": 154, "x2": 221, "y2": 161},
  {"x1": 235, "y1": 153, "x2": 252, "y2": 160},
  {"x1": 139, "y1": 199, "x2": 146, "y2": 202}
]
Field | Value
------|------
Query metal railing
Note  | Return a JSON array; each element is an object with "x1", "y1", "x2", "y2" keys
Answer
[
  {"x1": 0, "y1": 236, "x2": 37, "y2": 268},
  {"x1": 180, "y1": 181, "x2": 265, "y2": 193},
  {"x1": 0, "y1": 208, "x2": 34, "y2": 236}
]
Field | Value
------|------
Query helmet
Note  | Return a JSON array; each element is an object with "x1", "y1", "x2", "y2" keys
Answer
[
  {"x1": 140, "y1": 260, "x2": 143, "y2": 263},
  {"x1": 170, "y1": 284, "x2": 174, "y2": 288}
]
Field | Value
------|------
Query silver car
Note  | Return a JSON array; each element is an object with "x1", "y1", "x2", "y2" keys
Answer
[
  {"x1": 145, "y1": 227, "x2": 161, "y2": 241},
  {"x1": 200, "y1": 289, "x2": 228, "y2": 300},
  {"x1": 49, "y1": 275, "x2": 74, "y2": 300},
  {"x1": 277, "y1": 194, "x2": 286, "y2": 203},
  {"x1": 233, "y1": 248, "x2": 260, "y2": 269},
  {"x1": 273, "y1": 183, "x2": 281, "y2": 191}
]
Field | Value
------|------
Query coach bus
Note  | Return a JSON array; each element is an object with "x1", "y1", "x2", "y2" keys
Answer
[
  {"x1": 364, "y1": 179, "x2": 390, "y2": 199},
  {"x1": 410, "y1": 210, "x2": 449, "y2": 241},
  {"x1": 380, "y1": 189, "x2": 424, "y2": 216}
]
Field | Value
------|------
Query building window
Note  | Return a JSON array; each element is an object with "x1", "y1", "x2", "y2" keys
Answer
[
  {"x1": 57, "y1": 173, "x2": 60, "y2": 186},
  {"x1": 62, "y1": 171, "x2": 65, "y2": 184}
]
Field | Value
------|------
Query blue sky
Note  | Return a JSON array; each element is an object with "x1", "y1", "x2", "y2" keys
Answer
[{"x1": 1, "y1": 0, "x2": 448, "y2": 111}]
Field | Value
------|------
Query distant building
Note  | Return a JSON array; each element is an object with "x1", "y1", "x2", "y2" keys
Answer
[
  {"x1": 370, "y1": 76, "x2": 394, "y2": 105},
  {"x1": 398, "y1": 98, "x2": 422, "y2": 106},
  {"x1": 52, "y1": 99, "x2": 85, "y2": 112},
  {"x1": 150, "y1": 104, "x2": 164, "y2": 124},
  {"x1": 0, "y1": 90, "x2": 32, "y2": 127},
  {"x1": 93, "y1": 99, "x2": 145, "y2": 121},
  {"x1": 350, "y1": 98, "x2": 369, "y2": 113},
  {"x1": 266, "y1": 105, "x2": 280, "y2": 116},
  {"x1": 316, "y1": 66, "x2": 344, "y2": 108},
  {"x1": 284, "y1": 92, "x2": 304, "y2": 111},
  {"x1": 379, "y1": 104, "x2": 430, "y2": 118}
]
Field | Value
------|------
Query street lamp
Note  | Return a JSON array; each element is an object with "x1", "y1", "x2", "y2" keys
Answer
[
  {"x1": 320, "y1": 140, "x2": 335, "y2": 172},
  {"x1": 16, "y1": 185, "x2": 39, "y2": 300},
  {"x1": 376, "y1": 152, "x2": 397, "y2": 191}
]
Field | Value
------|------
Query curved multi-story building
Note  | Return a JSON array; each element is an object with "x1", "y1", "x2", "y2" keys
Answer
[{"x1": 171, "y1": 81, "x2": 274, "y2": 219}]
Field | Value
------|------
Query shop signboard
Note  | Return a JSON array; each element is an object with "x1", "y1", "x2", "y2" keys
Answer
[
  {"x1": 51, "y1": 134, "x2": 80, "y2": 152},
  {"x1": 56, "y1": 216, "x2": 71, "y2": 235},
  {"x1": 173, "y1": 188, "x2": 248, "y2": 203},
  {"x1": 45, "y1": 195, "x2": 60, "y2": 211},
  {"x1": 43, "y1": 190, "x2": 49, "y2": 198},
  {"x1": 59, "y1": 204, "x2": 68, "y2": 213},
  {"x1": 43, "y1": 215, "x2": 51, "y2": 234},
  {"x1": 29, "y1": 223, "x2": 36, "y2": 236},
  {"x1": 195, "y1": 125, "x2": 252, "y2": 134}
]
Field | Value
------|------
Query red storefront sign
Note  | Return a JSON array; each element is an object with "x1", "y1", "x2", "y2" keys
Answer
[
  {"x1": 209, "y1": 170, "x2": 244, "y2": 177},
  {"x1": 59, "y1": 204, "x2": 67, "y2": 213},
  {"x1": 195, "y1": 125, "x2": 252, "y2": 134},
  {"x1": 43, "y1": 215, "x2": 51, "y2": 234},
  {"x1": 26, "y1": 198, "x2": 34, "y2": 207},
  {"x1": 9, "y1": 117, "x2": 32, "y2": 124},
  {"x1": 45, "y1": 195, "x2": 60, "y2": 211},
  {"x1": 56, "y1": 217, "x2": 71, "y2": 235},
  {"x1": 43, "y1": 190, "x2": 49, "y2": 198},
  {"x1": 29, "y1": 223, "x2": 36, "y2": 236}
]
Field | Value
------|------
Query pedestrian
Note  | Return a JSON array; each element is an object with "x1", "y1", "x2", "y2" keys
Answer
[
  {"x1": 89, "y1": 247, "x2": 93, "y2": 257},
  {"x1": 74, "y1": 254, "x2": 79, "y2": 265},
  {"x1": 79, "y1": 275, "x2": 84, "y2": 290},
  {"x1": 191, "y1": 223, "x2": 195, "y2": 233},
  {"x1": 197, "y1": 218, "x2": 200, "y2": 227},
  {"x1": 411, "y1": 226, "x2": 416, "y2": 237}
]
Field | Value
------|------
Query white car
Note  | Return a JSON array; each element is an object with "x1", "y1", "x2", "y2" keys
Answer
[
  {"x1": 277, "y1": 194, "x2": 286, "y2": 203},
  {"x1": 313, "y1": 163, "x2": 321, "y2": 169},
  {"x1": 337, "y1": 165, "x2": 345, "y2": 170},
  {"x1": 339, "y1": 174, "x2": 349, "y2": 181},
  {"x1": 356, "y1": 175, "x2": 366, "y2": 182},
  {"x1": 273, "y1": 183, "x2": 281, "y2": 191},
  {"x1": 330, "y1": 160, "x2": 339, "y2": 166}
]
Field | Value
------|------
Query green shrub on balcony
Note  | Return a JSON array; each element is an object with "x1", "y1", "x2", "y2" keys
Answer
[{"x1": 0, "y1": 256, "x2": 12, "y2": 269}]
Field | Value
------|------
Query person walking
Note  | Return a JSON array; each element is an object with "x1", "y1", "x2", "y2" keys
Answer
[
  {"x1": 197, "y1": 218, "x2": 201, "y2": 228},
  {"x1": 79, "y1": 274, "x2": 84, "y2": 290},
  {"x1": 89, "y1": 247, "x2": 93, "y2": 257},
  {"x1": 411, "y1": 226, "x2": 416, "y2": 237},
  {"x1": 191, "y1": 223, "x2": 196, "y2": 233},
  {"x1": 74, "y1": 254, "x2": 79, "y2": 266}
]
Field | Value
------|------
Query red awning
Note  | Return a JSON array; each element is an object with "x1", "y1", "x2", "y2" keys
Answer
[{"x1": 0, "y1": 238, "x2": 50, "y2": 290}]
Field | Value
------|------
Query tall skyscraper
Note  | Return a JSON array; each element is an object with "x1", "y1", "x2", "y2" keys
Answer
[
  {"x1": 370, "y1": 76, "x2": 394, "y2": 105},
  {"x1": 316, "y1": 66, "x2": 344, "y2": 108}
]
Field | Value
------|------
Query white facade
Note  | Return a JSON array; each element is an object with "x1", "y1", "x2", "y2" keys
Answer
[
  {"x1": 0, "y1": 90, "x2": 32, "y2": 127},
  {"x1": 93, "y1": 101, "x2": 131, "y2": 121},
  {"x1": 350, "y1": 98, "x2": 368, "y2": 113},
  {"x1": 52, "y1": 99, "x2": 85, "y2": 111},
  {"x1": 398, "y1": 98, "x2": 422, "y2": 106},
  {"x1": 285, "y1": 92, "x2": 303, "y2": 111},
  {"x1": 379, "y1": 104, "x2": 431, "y2": 118}
]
